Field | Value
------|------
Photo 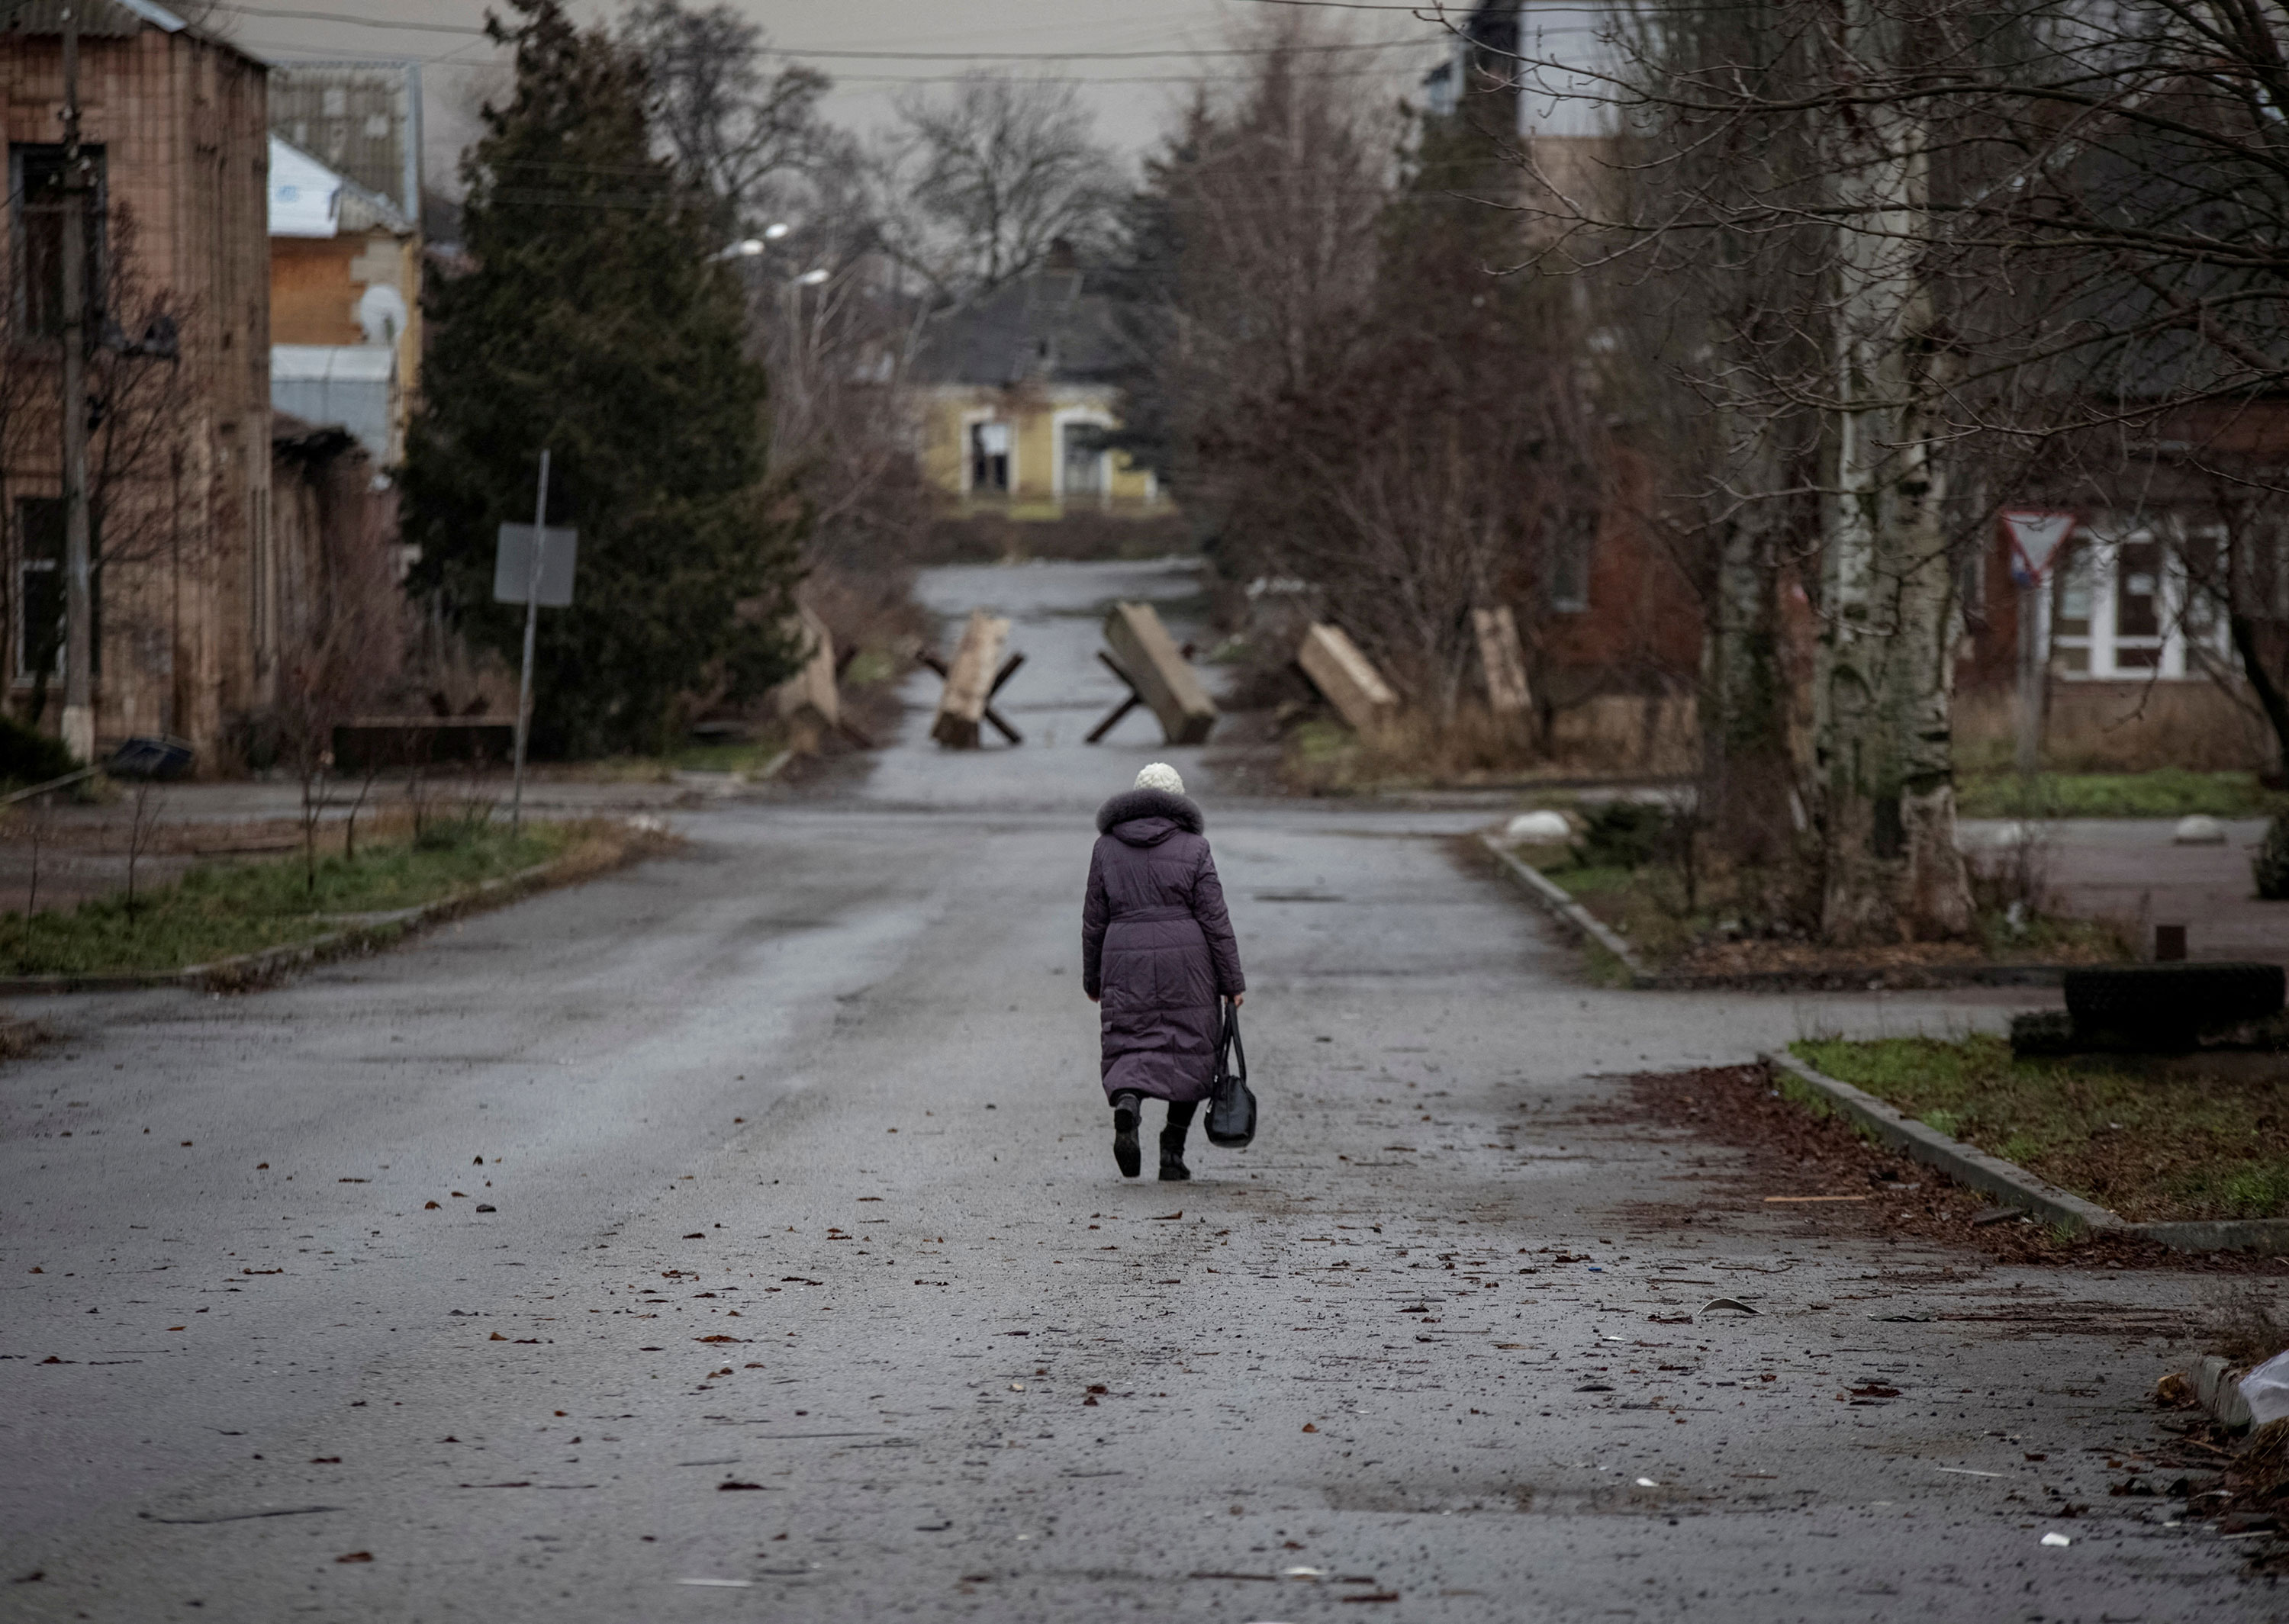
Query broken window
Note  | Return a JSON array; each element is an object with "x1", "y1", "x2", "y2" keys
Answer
[
  {"x1": 968, "y1": 420, "x2": 1010, "y2": 494},
  {"x1": 8, "y1": 144, "x2": 106, "y2": 339},
  {"x1": 13, "y1": 498, "x2": 98, "y2": 681},
  {"x1": 1547, "y1": 509, "x2": 1595, "y2": 614},
  {"x1": 1061, "y1": 420, "x2": 1108, "y2": 497},
  {"x1": 16, "y1": 498, "x2": 63, "y2": 680}
]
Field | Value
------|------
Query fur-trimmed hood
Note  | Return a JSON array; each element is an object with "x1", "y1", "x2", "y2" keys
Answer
[{"x1": 1096, "y1": 786, "x2": 1205, "y2": 843}]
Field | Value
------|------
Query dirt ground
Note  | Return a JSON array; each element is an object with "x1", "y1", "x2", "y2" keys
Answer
[{"x1": 1610, "y1": 1063, "x2": 2289, "y2": 1273}]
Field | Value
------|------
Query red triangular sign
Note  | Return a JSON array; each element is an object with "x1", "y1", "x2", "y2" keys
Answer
[{"x1": 2001, "y1": 510, "x2": 2076, "y2": 582}]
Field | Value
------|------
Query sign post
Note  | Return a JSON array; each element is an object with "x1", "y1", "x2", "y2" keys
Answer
[
  {"x1": 494, "y1": 452, "x2": 578, "y2": 833},
  {"x1": 2000, "y1": 510, "x2": 2077, "y2": 779}
]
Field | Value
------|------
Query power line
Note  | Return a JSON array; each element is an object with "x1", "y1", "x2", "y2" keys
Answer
[
  {"x1": 250, "y1": 48, "x2": 1447, "y2": 85},
  {"x1": 211, "y1": 2, "x2": 1460, "y2": 53}
]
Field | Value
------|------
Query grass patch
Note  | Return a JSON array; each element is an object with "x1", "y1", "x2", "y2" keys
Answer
[
  {"x1": 1535, "y1": 860, "x2": 1635, "y2": 899},
  {"x1": 582, "y1": 732, "x2": 789, "y2": 782},
  {"x1": 1959, "y1": 768, "x2": 2283, "y2": 820},
  {"x1": 1508, "y1": 842, "x2": 2124, "y2": 975},
  {"x1": 0, "y1": 817, "x2": 600, "y2": 977},
  {"x1": 1791, "y1": 1034, "x2": 2289, "y2": 1222}
]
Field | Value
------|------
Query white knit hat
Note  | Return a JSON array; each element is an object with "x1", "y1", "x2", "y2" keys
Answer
[{"x1": 1134, "y1": 762, "x2": 1185, "y2": 796}]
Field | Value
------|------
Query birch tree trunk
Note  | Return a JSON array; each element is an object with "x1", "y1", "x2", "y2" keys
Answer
[{"x1": 1813, "y1": 1, "x2": 1973, "y2": 942}]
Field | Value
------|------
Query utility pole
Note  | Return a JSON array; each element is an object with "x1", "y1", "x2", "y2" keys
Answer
[
  {"x1": 59, "y1": 1, "x2": 95, "y2": 765},
  {"x1": 509, "y1": 449, "x2": 549, "y2": 834},
  {"x1": 1998, "y1": 511, "x2": 2075, "y2": 782},
  {"x1": 2014, "y1": 576, "x2": 2044, "y2": 778}
]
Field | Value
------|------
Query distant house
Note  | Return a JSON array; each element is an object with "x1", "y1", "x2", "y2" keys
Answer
[
  {"x1": 1, "y1": 0, "x2": 272, "y2": 757},
  {"x1": 1960, "y1": 410, "x2": 2289, "y2": 773},
  {"x1": 266, "y1": 133, "x2": 419, "y2": 464},
  {"x1": 909, "y1": 250, "x2": 1162, "y2": 517}
]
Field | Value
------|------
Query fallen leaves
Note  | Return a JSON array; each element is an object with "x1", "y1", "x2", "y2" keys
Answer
[
  {"x1": 334, "y1": 1552, "x2": 372, "y2": 1564},
  {"x1": 424, "y1": 1201, "x2": 441, "y2": 1211}
]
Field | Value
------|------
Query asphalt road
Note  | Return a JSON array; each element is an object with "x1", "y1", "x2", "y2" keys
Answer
[{"x1": 2, "y1": 559, "x2": 2272, "y2": 1621}]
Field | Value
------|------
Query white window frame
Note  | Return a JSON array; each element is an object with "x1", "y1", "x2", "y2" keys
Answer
[
  {"x1": 1051, "y1": 406, "x2": 1114, "y2": 500},
  {"x1": 2048, "y1": 516, "x2": 2230, "y2": 681},
  {"x1": 959, "y1": 408, "x2": 1015, "y2": 496}
]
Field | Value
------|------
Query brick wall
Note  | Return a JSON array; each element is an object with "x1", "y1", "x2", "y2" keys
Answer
[{"x1": 0, "y1": 23, "x2": 270, "y2": 764}]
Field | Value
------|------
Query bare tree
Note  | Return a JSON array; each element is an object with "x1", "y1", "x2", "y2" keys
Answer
[
  {"x1": 122, "y1": 778, "x2": 163, "y2": 921},
  {"x1": 883, "y1": 74, "x2": 1125, "y2": 299},
  {"x1": 623, "y1": 6, "x2": 939, "y2": 650},
  {"x1": 620, "y1": 0, "x2": 831, "y2": 240},
  {"x1": 1507, "y1": 0, "x2": 2289, "y2": 934},
  {"x1": 1132, "y1": 21, "x2": 1606, "y2": 728},
  {"x1": 4, "y1": 204, "x2": 198, "y2": 730}
]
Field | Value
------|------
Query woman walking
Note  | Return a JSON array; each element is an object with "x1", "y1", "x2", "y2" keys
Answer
[{"x1": 1082, "y1": 763, "x2": 1244, "y2": 1181}]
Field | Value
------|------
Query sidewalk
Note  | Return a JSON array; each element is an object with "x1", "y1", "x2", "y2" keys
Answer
[
  {"x1": 1962, "y1": 815, "x2": 2286, "y2": 964},
  {"x1": 0, "y1": 770, "x2": 709, "y2": 912}
]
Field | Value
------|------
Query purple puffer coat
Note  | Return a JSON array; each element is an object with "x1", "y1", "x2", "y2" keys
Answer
[{"x1": 1081, "y1": 786, "x2": 1245, "y2": 1104}]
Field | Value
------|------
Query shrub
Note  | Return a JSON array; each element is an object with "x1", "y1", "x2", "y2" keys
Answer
[
  {"x1": 1570, "y1": 799, "x2": 1672, "y2": 870},
  {"x1": 2256, "y1": 812, "x2": 2289, "y2": 901},
  {"x1": 0, "y1": 712, "x2": 79, "y2": 786}
]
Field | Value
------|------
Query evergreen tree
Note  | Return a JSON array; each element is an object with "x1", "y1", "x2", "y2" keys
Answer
[{"x1": 400, "y1": 0, "x2": 800, "y2": 757}]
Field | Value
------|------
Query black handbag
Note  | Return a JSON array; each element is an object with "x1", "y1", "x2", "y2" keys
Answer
[{"x1": 1205, "y1": 999, "x2": 1256, "y2": 1149}]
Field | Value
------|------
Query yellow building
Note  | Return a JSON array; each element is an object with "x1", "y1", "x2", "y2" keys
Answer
[{"x1": 910, "y1": 257, "x2": 1161, "y2": 518}]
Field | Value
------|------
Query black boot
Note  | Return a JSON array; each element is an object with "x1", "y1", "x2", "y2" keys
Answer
[
  {"x1": 1159, "y1": 1102, "x2": 1196, "y2": 1182},
  {"x1": 1112, "y1": 1094, "x2": 1141, "y2": 1179}
]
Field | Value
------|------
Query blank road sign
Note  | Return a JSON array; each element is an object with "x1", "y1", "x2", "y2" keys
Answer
[{"x1": 494, "y1": 523, "x2": 578, "y2": 606}]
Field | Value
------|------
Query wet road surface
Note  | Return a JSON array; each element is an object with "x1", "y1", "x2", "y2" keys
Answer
[{"x1": 1, "y1": 559, "x2": 2271, "y2": 1619}]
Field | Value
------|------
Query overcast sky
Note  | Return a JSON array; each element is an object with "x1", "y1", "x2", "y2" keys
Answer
[{"x1": 210, "y1": 0, "x2": 1465, "y2": 192}]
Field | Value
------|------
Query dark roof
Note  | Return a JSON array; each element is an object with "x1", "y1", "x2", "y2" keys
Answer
[
  {"x1": 2, "y1": 0, "x2": 259, "y2": 60},
  {"x1": 910, "y1": 269, "x2": 1128, "y2": 389}
]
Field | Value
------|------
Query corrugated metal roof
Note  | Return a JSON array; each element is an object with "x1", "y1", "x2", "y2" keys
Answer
[
  {"x1": 268, "y1": 62, "x2": 421, "y2": 221},
  {"x1": 267, "y1": 134, "x2": 411, "y2": 238}
]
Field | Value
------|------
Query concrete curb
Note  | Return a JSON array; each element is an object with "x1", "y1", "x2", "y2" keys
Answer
[
  {"x1": 1763, "y1": 1049, "x2": 2122, "y2": 1233},
  {"x1": 0, "y1": 853, "x2": 588, "y2": 997},
  {"x1": 1644, "y1": 962, "x2": 2081, "y2": 992},
  {"x1": 1478, "y1": 836, "x2": 2084, "y2": 992},
  {"x1": 1765, "y1": 1050, "x2": 2289, "y2": 1254},
  {"x1": 1478, "y1": 834, "x2": 1650, "y2": 982},
  {"x1": 2136, "y1": 1219, "x2": 2289, "y2": 1253}
]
